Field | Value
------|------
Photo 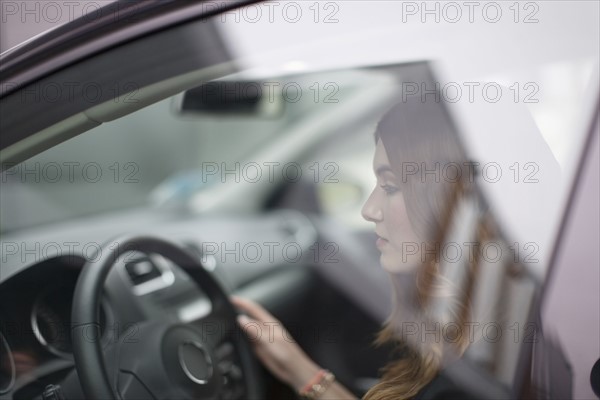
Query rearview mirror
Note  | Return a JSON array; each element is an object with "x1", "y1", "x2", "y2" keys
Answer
[{"x1": 177, "y1": 81, "x2": 285, "y2": 117}]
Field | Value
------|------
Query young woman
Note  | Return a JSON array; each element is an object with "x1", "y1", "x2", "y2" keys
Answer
[{"x1": 232, "y1": 97, "x2": 481, "y2": 399}]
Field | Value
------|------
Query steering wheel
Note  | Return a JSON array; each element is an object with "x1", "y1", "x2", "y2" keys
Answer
[{"x1": 71, "y1": 236, "x2": 262, "y2": 399}]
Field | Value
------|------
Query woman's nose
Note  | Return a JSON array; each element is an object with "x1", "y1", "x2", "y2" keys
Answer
[{"x1": 361, "y1": 188, "x2": 383, "y2": 222}]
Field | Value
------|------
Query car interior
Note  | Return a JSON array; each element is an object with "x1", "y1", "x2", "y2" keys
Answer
[{"x1": 0, "y1": 1, "x2": 598, "y2": 400}]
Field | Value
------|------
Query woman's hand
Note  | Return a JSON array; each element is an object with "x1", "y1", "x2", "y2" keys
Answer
[{"x1": 230, "y1": 296, "x2": 321, "y2": 391}]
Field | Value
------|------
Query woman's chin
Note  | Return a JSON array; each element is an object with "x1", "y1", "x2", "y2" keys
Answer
[{"x1": 380, "y1": 254, "x2": 419, "y2": 273}]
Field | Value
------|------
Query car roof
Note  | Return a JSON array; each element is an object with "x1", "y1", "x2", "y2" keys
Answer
[{"x1": 0, "y1": 0, "x2": 258, "y2": 97}]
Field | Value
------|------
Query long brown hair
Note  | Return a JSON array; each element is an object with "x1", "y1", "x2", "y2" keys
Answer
[{"x1": 364, "y1": 98, "x2": 481, "y2": 400}]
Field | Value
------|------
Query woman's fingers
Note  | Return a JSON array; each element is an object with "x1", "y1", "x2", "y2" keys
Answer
[
  {"x1": 236, "y1": 313, "x2": 254, "y2": 329},
  {"x1": 230, "y1": 296, "x2": 321, "y2": 389},
  {"x1": 230, "y1": 296, "x2": 276, "y2": 322},
  {"x1": 236, "y1": 314, "x2": 260, "y2": 342}
]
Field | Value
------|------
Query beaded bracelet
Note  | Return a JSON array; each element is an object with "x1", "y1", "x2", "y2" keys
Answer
[{"x1": 299, "y1": 369, "x2": 336, "y2": 399}]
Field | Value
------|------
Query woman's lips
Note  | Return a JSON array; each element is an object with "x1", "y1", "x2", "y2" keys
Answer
[{"x1": 376, "y1": 236, "x2": 389, "y2": 248}]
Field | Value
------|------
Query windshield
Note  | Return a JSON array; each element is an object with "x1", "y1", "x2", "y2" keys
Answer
[{"x1": 1, "y1": 69, "x2": 383, "y2": 234}]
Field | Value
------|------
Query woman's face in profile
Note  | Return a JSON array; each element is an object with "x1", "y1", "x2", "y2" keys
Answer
[{"x1": 362, "y1": 139, "x2": 421, "y2": 273}]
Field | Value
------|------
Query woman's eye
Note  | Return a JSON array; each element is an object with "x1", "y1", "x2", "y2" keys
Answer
[{"x1": 380, "y1": 184, "x2": 399, "y2": 195}]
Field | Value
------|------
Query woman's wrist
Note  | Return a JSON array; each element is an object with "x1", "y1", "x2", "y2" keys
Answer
[
  {"x1": 298, "y1": 369, "x2": 336, "y2": 399},
  {"x1": 288, "y1": 359, "x2": 322, "y2": 392}
]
